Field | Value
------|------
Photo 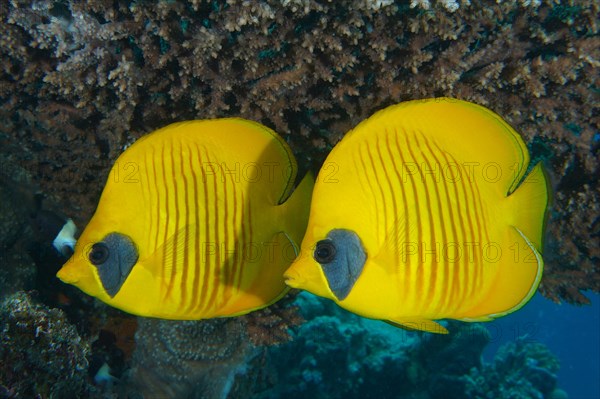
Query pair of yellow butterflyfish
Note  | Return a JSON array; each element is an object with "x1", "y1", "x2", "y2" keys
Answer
[{"x1": 57, "y1": 98, "x2": 550, "y2": 333}]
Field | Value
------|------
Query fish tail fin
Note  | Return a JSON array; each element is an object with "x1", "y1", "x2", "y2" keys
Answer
[
  {"x1": 278, "y1": 172, "x2": 315, "y2": 253},
  {"x1": 222, "y1": 174, "x2": 314, "y2": 317},
  {"x1": 506, "y1": 162, "x2": 552, "y2": 253}
]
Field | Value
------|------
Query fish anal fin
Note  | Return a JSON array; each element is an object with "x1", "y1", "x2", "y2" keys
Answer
[
  {"x1": 458, "y1": 315, "x2": 493, "y2": 323},
  {"x1": 386, "y1": 318, "x2": 449, "y2": 334},
  {"x1": 460, "y1": 226, "x2": 543, "y2": 321}
]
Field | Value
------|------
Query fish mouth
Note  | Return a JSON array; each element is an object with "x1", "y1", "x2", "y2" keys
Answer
[
  {"x1": 57, "y1": 271, "x2": 77, "y2": 284},
  {"x1": 283, "y1": 270, "x2": 303, "y2": 289},
  {"x1": 56, "y1": 263, "x2": 79, "y2": 284}
]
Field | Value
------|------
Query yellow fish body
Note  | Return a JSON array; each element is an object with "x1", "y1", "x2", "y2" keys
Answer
[
  {"x1": 284, "y1": 98, "x2": 550, "y2": 334},
  {"x1": 58, "y1": 119, "x2": 313, "y2": 319}
]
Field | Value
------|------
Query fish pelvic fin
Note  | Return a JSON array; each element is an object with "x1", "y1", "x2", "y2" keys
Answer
[{"x1": 386, "y1": 318, "x2": 449, "y2": 334}]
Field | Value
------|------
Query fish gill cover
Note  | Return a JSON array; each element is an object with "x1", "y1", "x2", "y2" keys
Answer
[{"x1": 0, "y1": 0, "x2": 597, "y2": 398}]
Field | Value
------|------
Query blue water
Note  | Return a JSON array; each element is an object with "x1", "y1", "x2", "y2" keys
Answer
[{"x1": 483, "y1": 293, "x2": 600, "y2": 399}]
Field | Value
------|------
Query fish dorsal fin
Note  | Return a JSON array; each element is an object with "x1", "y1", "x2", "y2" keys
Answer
[
  {"x1": 386, "y1": 318, "x2": 449, "y2": 334},
  {"x1": 210, "y1": 118, "x2": 298, "y2": 205},
  {"x1": 504, "y1": 162, "x2": 551, "y2": 253},
  {"x1": 348, "y1": 98, "x2": 530, "y2": 197}
]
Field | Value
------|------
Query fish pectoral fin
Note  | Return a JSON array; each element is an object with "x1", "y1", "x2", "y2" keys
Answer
[
  {"x1": 385, "y1": 318, "x2": 449, "y2": 334},
  {"x1": 145, "y1": 224, "x2": 199, "y2": 279}
]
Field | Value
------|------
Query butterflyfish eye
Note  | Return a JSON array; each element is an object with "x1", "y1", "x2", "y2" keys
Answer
[
  {"x1": 314, "y1": 240, "x2": 337, "y2": 264},
  {"x1": 89, "y1": 242, "x2": 110, "y2": 265},
  {"x1": 91, "y1": 233, "x2": 139, "y2": 298}
]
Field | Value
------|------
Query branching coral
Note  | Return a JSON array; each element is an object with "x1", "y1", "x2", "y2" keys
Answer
[{"x1": 0, "y1": 1, "x2": 597, "y2": 306}]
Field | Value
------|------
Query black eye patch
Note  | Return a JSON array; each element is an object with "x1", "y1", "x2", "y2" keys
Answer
[
  {"x1": 313, "y1": 229, "x2": 366, "y2": 301},
  {"x1": 90, "y1": 233, "x2": 138, "y2": 297}
]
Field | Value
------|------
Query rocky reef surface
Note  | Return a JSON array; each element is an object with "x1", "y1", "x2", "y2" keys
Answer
[
  {"x1": 0, "y1": 292, "x2": 92, "y2": 398},
  {"x1": 0, "y1": 289, "x2": 568, "y2": 399}
]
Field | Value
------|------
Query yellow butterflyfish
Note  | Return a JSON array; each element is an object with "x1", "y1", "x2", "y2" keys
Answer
[
  {"x1": 284, "y1": 98, "x2": 551, "y2": 334},
  {"x1": 58, "y1": 119, "x2": 313, "y2": 319}
]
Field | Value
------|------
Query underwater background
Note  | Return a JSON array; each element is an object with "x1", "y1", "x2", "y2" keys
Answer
[{"x1": 0, "y1": 1, "x2": 598, "y2": 398}]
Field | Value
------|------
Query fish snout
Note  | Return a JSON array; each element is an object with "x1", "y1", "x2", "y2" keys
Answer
[
  {"x1": 56, "y1": 262, "x2": 80, "y2": 284},
  {"x1": 283, "y1": 267, "x2": 304, "y2": 289}
]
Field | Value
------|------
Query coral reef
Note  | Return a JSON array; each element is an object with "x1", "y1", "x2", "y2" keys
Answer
[
  {"x1": 260, "y1": 314, "x2": 416, "y2": 398},
  {"x1": 257, "y1": 292, "x2": 419, "y2": 398},
  {"x1": 0, "y1": 292, "x2": 93, "y2": 398},
  {"x1": 464, "y1": 338, "x2": 562, "y2": 399},
  {"x1": 257, "y1": 293, "x2": 568, "y2": 399},
  {"x1": 0, "y1": 159, "x2": 38, "y2": 298},
  {"x1": 416, "y1": 321, "x2": 492, "y2": 397},
  {"x1": 1, "y1": 0, "x2": 597, "y2": 303},
  {"x1": 127, "y1": 317, "x2": 259, "y2": 399}
]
